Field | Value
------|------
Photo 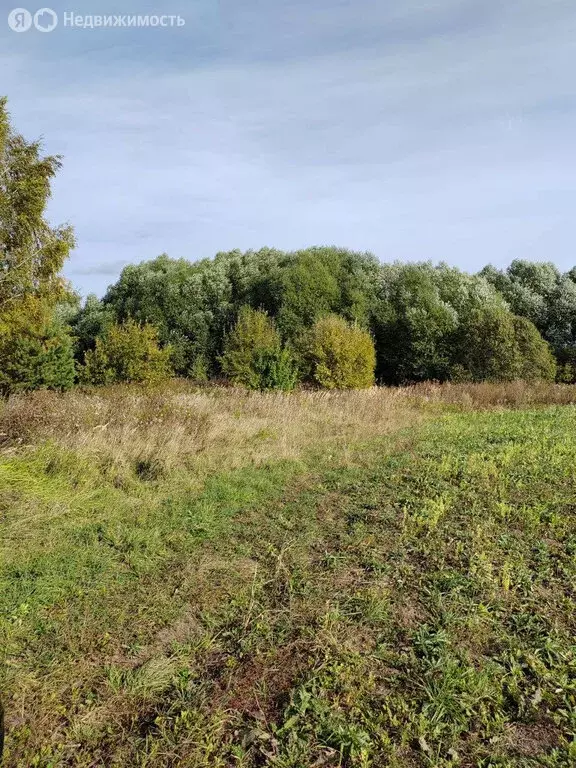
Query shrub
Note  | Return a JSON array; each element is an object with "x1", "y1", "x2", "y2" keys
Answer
[
  {"x1": 81, "y1": 320, "x2": 173, "y2": 385},
  {"x1": 556, "y1": 348, "x2": 576, "y2": 383},
  {"x1": 254, "y1": 348, "x2": 299, "y2": 392},
  {"x1": 303, "y1": 315, "x2": 376, "y2": 389},
  {"x1": 220, "y1": 306, "x2": 297, "y2": 390},
  {"x1": 187, "y1": 354, "x2": 210, "y2": 384}
]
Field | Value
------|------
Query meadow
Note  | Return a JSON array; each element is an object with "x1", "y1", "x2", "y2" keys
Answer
[{"x1": 2, "y1": 382, "x2": 576, "y2": 767}]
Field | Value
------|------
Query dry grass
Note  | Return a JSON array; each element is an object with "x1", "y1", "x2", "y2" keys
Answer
[
  {"x1": 0, "y1": 383, "x2": 412, "y2": 481},
  {"x1": 403, "y1": 379, "x2": 576, "y2": 408},
  {"x1": 1, "y1": 380, "x2": 575, "y2": 482}
]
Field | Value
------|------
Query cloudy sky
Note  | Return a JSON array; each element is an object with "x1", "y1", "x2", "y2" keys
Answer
[{"x1": 1, "y1": 0, "x2": 575, "y2": 296}]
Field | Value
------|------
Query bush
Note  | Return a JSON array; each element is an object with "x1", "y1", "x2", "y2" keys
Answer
[
  {"x1": 81, "y1": 320, "x2": 173, "y2": 385},
  {"x1": 555, "y1": 348, "x2": 576, "y2": 383},
  {"x1": 254, "y1": 348, "x2": 299, "y2": 392},
  {"x1": 0, "y1": 325, "x2": 76, "y2": 395},
  {"x1": 303, "y1": 315, "x2": 376, "y2": 389},
  {"x1": 220, "y1": 306, "x2": 297, "y2": 390}
]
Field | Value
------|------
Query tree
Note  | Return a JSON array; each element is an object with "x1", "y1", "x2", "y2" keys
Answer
[
  {"x1": 0, "y1": 98, "x2": 76, "y2": 393},
  {"x1": 220, "y1": 306, "x2": 297, "y2": 390},
  {"x1": 451, "y1": 306, "x2": 555, "y2": 382},
  {"x1": 103, "y1": 254, "x2": 232, "y2": 377},
  {"x1": 215, "y1": 247, "x2": 286, "y2": 318},
  {"x1": 373, "y1": 264, "x2": 457, "y2": 383},
  {"x1": 277, "y1": 247, "x2": 379, "y2": 341},
  {"x1": 81, "y1": 320, "x2": 173, "y2": 385},
  {"x1": 481, "y1": 260, "x2": 576, "y2": 380},
  {"x1": 68, "y1": 293, "x2": 115, "y2": 363},
  {"x1": 0, "y1": 97, "x2": 75, "y2": 311},
  {"x1": 0, "y1": 297, "x2": 75, "y2": 394},
  {"x1": 512, "y1": 315, "x2": 557, "y2": 381},
  {"x1": 303, "y1": 314, "x2": 375, "y2": 389}
]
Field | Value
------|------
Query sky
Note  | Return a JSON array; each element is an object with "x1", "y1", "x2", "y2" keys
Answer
[{"x1": 1, "y1": 0, "x2": 576, "y2": 297}]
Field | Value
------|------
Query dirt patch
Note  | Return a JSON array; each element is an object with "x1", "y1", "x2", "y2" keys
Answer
[
  {"x1": 217, "y1": 642, "x2": 311, "y2": 720},
  {"x1": 502, "y1": 721, "x2": 562, "y2": 757},
  {"x1": 392, "y1": 596, "x2": 427, "y2": 631}
]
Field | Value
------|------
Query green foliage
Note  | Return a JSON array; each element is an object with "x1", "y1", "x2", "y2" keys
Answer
[
  {"x1": 100, "y1": 248, "x2": 380, "y2": 381},
  {"x1": 451, "y1": 307, "x2": 520, "y2": 382},
  {"x1": 81, "y1": 320, "x2": 173, "y2": 385},
  {"x1": 277, "y1": 251, "x2": 341, "y2": 339},
  {"x1": 68, "y1": 294, "x2": 116, "y2": 363},
  {"x1": 512, "y1": 314, "x2": 557, "y2": 381},
  {"x1": 0, "y1": 298, "x2": 75, "y2": 394},
  {"x1": 253, "y1": 347, "x2": 299, "y2": 392},
  {"x1": 277, "y1": 247, "x2": 379, "y2": 340},
  {"x1": 481, "y1": 260, "x2": 576, "y2": 363},
  {"x1": 103, "y1": 254, "x2": 233, "y2": 378},
  {"x1": 374, "y1": 264, "x2": 458, "y2": 383},
  {"x1": 452, "y1": 307, "x2": 556, "y2": 382},
  {"x1": 0, "y1": 97, "x2": 75, "y2": 310},
  {"x1": 555, "y1": 348, "x2": 576, "y2": 383},
  {"x1": 0, "y1": 97, "x2": 76, "y2": 395},
  {"x1": 373, "y1": 262, "x2": 555, "y2": 385},
  {"x1": 187, "y1": 354, "x2": 210, "y2": 383},
  {"x1": 214, "y1": 247, "x2": 286, "y2": 317},
  {"x1": 220, "y1": 306, "x2": 297, "y2": 390},
  {"x1": 95, "y1": 252, "x2": 563, "y2": 388},
  {"x1": 303, "y1": 314, "x2": 376, "y2": 389}
]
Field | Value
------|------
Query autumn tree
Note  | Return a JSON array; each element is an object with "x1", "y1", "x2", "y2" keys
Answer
[
  {"x1": 80, "y1": 320, "x2": 173, "y2": 385},
  {"x1": 0, "y1": 97, "x2": 76, "y2": 392},
  {"x1": 303, "y1": 314, "x2": 376, "y2": 389}
]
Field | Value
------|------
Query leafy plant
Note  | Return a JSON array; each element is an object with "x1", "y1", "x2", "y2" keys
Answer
[
  {"x1": 220, "y1": 306, "x2": 297, "y2": 390},
  {"x1": 80, "y1": 319, "x2": 173, "y2": 385},
  {"x1": 303, "y1": 314, "x2": 376, "y2": 389}
]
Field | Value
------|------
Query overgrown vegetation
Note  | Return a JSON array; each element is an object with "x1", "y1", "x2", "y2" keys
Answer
[
  {"x1": 2, "y1": 383, "x2": 576, "y2": 765},
  {"x1": 219, "y1": 307, "x2": 298, "y2": 391}
]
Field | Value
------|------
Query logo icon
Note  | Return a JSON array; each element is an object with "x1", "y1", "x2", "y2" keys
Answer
[
  {"x1": 8, "y1": 8, "x2": 32, "y2": 31},
  {"x1": 34, "y1": 7, "x2": 57, "y2": 31}
]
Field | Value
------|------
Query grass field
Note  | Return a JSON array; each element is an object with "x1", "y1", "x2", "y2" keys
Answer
[{"x1": 2, "y1": 384, "x2": 576, "y2": 766}]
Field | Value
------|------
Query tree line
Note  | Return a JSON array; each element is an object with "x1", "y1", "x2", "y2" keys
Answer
[{"x1": 1, "y1": 97, "x2": 573, "y2": 394}]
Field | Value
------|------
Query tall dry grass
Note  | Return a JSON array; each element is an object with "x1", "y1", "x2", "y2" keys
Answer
[
  {"x1": 402, "y1": 379, "x2": 576, "y2": 408},
  {"x1": 1, "y1": 380, "x2": 575, "y2": 481},
  {"x1": 0, "y1": 384, "x2": 411, "y2": 480}
]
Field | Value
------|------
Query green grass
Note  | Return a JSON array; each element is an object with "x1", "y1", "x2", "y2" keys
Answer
[{"x1": 2, "y1": 406, "x2": 576, "y2": 766}]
